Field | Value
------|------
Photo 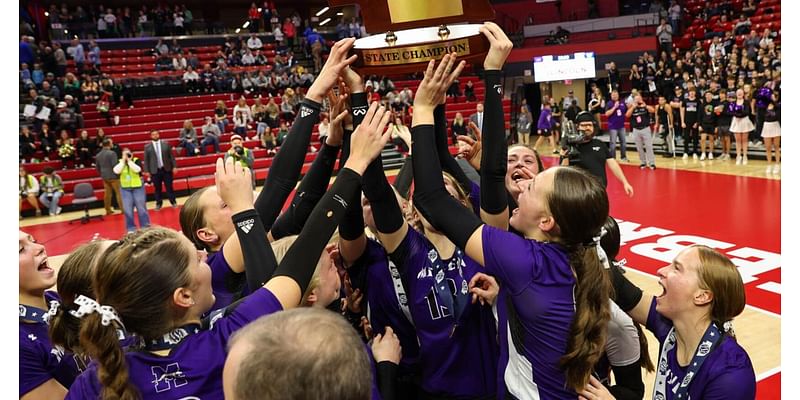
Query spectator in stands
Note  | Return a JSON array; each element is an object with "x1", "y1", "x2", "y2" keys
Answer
[
  {"x1": 63, "y1": 73, "x2": 81, "y2": 100},
  {"x1": 607, "y1": 61, "x2": 620, "y2": 91},
  {"x1": 273, "y1": 24, "x2": 285, "y2": 47},
  {"x1": 76, "y1": 129, "x2": 95, "y2": 168},
  {"x1": 114, "y1": 147, "x2": 151, "y2": 231},
  {"x1": 248, "y1": 2, "x2": 261, "y2": 33},
  {"x1": 283, "y1": 17, "x2": 297, "y2": 47},
  {"x1": 734, "y1": 15, "x2": 751, "y2": 36},
  {"x1": 152, "y1": 39, "x2": 169, "y2": 57},
  {"x1": 265, "y1": 97, "x2": 280, "y2": 128},
  {"x1": 95, "y1": 138, "x2": 122, "y2": 215},
  {"x1": 450, "y1": 112, "x2": 468, "y2": 145},
  {"x1": 170, "y1": 38, "x2": 182, "y2": 54},
  {"x1": 66, "y1": 38, "x2": 85, "y2": 75},
  {"x1": 281, "y1": 89, "x2": 297, "y2": 121},
  {"x1": 55, "y1": 102, "x2": 77, "y2": 136},
  {"x1": 555, "y1": 25, "x2": 570, "y2": 44},
  {"x1": 19, "y1": 126, "x2": 37, "y2": 163},
  {"x1": 173, "y1": 9, "x2": 186, "y2": 35},
  {"x1": 39, "y1": 81, "x2": 60, "y2": 103},
  {"x1": 214, "y1": 100, "x2": 229, "y2": 132},
  {"x1": 198, "y1": 64, "x2": 214, "y2": 92},
  {"x1": 38, "y1": 124, "x2": 55, "y2": 160},
  {"x1": 179, "y1": 119, "x2": 201, "y2": 156},
  {"x1": 276, "y1": 121, "x2": 290, "y2": 145},
  {"x1": 37, "y1": 167, "x2": 64, "y2": 216},
  {"x1": 247, "y1": 34, "x2": 263, "y2": 50},
  {"x1": 185, "y1": 50, "x2": 200, "y2": 70},
  {"x1": 233, "y1": 110, "x2": 251, "y2": 138},
  {"x1": 155, "y1": 53, "x2": 172, "y2": 71},
  {"x1": 252, "y1": 97, "x2": 269, "y2": 134},
  {"x1": 97, "y1": 92, "x2": 118, "y2": 126},
  {"x1": 183, "y1": 65, "x2": 201, "y2": 93},
  {"x1": 53, "y1": 42, "x2": 68, "y2": 78},
  {"x1": 19, "y1": 166, "x2": 41, "y2": 218},
  {"x1": 56, "y1": 130, "x2": 75, "y2": 169},
  {"x1": 656, "y1": 18, "x2": 673, "y2": 56},
  {"x1": 668, "y1": 1, "x2": 681, "y2": 35},
  {"x1": 87, "y1": 40, "x2": 101, "y2": 72},
  {"x1": 469, "y1": 103, "x2": 485, "y2": 135},
  {"x1": 760, "y1": 29, "x2": 774, "y2": 49},
  {"x1": 200, "y1": 116, "x2": 222, "y2": 155},
  {"x1": 173, "y1": 52, "x2": 188, "y2": 71},
  {"x1": 741, "y1": 0, "x2": 756, "y2": 17},
  {"x1": 233, "y1": 97, "x2": 253, "y2": 121},
  {"x1": 143, "y1": 129, "x2": 178, "y2": 210}
]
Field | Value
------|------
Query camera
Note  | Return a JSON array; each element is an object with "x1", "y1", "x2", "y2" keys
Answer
[
  {"x1": 560, "y1": 120, "x2": 587, "y2": 165},
  {"x1": 234, "y1": 145, "x2": 244, "y2": 156}
]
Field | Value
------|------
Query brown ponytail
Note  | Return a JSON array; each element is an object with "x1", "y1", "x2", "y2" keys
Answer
[
  {"x1": 635, "y1": 323, "x2": 655, "y2": 372},
  {"x1": 80, "y1": 313, "x2": 137, "y2": 400},
  {"x1": 49, "y1": 240, "x2": 108, "y2": 359},
  {"x1": 547, "y1": 167, "x2": 612, "y2": 392}
]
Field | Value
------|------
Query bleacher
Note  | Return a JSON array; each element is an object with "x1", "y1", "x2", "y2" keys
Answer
[
  {"x1": 21, "y1": 75, "x2": 511, "y2": 213},
  {"x1": 674, "y1": 0, "x2": 780, "y2": 51}
]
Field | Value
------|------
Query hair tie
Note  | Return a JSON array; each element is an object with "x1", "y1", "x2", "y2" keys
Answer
[
  {"x1": 593, "y1": 227, "x2": 611, "y2": 270},
  {"x1": 723, "y1": 320, "x2": 735, "y2": 335},
  {"x1": 43, "y1": 300, "x2": 60, "y2": 324},
  {"x1": 69, "y1": 295, "x2": 126, "y2": 331}
]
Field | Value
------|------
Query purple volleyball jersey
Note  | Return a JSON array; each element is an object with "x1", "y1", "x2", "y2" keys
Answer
[
  {"x1": 646, "y1": 299, "x2": 756, "y2": 400},
  {"x1": 390, "y1": 228, "x2": 498, "y2": 397},
  {"x1": 481, "y1": 225, "x2": 578, "y2": 399},
  {"x1": 606, "y1": 100, "x2": 627, "y2": 130},
  {"x1": 348, "y1": 238, "x2": 420, "y2": 368},
  {"x1": 20, "y1": 292, "x2": 83, "y2": 396},
  {"x1": 207, "y1": 246, "x2": 246, "y2": 311},
  {"x1": 66, "y1": 288, "x2": 283, "y2": 399}
]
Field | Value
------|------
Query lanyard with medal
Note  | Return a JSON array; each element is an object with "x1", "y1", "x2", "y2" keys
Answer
[
  {"x1": 429, "y1": 248, "x2": 470, "y2": 337},
  {"x1": 653, "y1": 322, "x2": 723, "y2": 400}
]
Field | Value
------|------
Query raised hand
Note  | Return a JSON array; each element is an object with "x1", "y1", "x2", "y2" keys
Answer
[
  {"x1": 215, "y1": 157, "x2": 253, "y2": 213},
  {"x1": 468, "y1": 272, "x2": 500, "y2": 306},
  {"x1": 341, "y1": 66, "x2": 365, "y2": 93},
  {"x1": 307, "y1": 38, "x2": 358, "y2": 102},
  {"x1": 480, "y1": 22, "x2": 513, "y2": 71},
  {"x1": 325, "y1": 85, "x2": 349, "y2": 146},
  {"x1": 344, "y1": 101, "x2": 392, "y2": 174},
  {"x1": 413, "y1": 53, "x2": 466, "y2": 118},
  {"x1": 371, "y1": 326, "x2": 402, "y2": 365}
]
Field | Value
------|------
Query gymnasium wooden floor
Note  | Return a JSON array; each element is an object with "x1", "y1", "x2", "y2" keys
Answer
[{"x1": 20, "y1": 152, "x2": 781, "y2": 398}]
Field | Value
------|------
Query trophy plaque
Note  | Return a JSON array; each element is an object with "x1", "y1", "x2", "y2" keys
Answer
[{"x1": 328, "y1": 0, "x2": 496, "y2": 74}]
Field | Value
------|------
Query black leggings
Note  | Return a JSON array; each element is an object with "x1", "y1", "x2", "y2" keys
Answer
[{"x1": 683, "y1": 124, "x2": 698, "y2": 155}]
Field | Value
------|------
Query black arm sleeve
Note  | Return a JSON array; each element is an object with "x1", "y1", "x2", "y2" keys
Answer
[
  {"x1": 231, "y1": 209, "x2": 278, "y2": 292},
  {"x1": 269, "y1": 142, "x2": 340, "y2": 240},
  {"x1": 254, "y1": 98, "x2": 321, "y2": 230},
  {"x1": 607, "y1": 363, "x2": 646, "y2": 400},
  {"x1": 273, "y1": 168, "x2": 362, "y2": 295},
  {"x1": 411, "y1": 124, "x2": 483, "y2": 249},
  {"x1": 362, "y1": 150, "x2": 405, "y2": 235},
  {"x1": 610, "y1": 265, "x2": 644, "y2": 312},
  {"x1": 434, "y1": 105, "x2": 472, "y2": 193},
  {"x1": 392, "y1": 154, "x2": 413, "y2": 200},
  {"x1": 480, "y1": 70, "x2": 508, "y2": 215},
  {"x1": 376, "y1": 361, "x2": 398, "y2": 400},
  {"x1": 338, "y1": 93, "x2": 369, "y2": 241}
]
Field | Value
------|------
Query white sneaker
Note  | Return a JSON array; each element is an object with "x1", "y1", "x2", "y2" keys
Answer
[
  {"x1": 708, "y1": 153, "x2": 714, "y2": 160},
  {"x1": 743, "y1": 156, "x2": 748, "y2": 165},
  {"x1": 56, "y1": 206, "x2": 62, "y2": 215},
  {"x1": 774, "y1": 165, "x2": 780, "y2": 174},
  {"x1": 766, "y1": 165, "x2": 773, "y2": 174},
  {"x1": 693, "y1": 153, "x2": 698, "y2": 160},
  {"x1": 700, "y1": 153, "x2": 706, "y2": 161},
  {"x1": 683, "y1": 153, "x2": 688, "y2": 160},
  {"x1": 736, "y1": 155, "x2": 742, "y2": 165}
]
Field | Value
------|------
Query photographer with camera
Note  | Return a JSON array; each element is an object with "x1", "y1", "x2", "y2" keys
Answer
[
  {"x1": 112, "y1": 147, "x2": 151, "y2": 232},
  {"x1": 224, "y1": 134, "x2": 255, "y2": 187},
  {"x1": 559, "y1": 111, "x2": 634, "y2": 197}
]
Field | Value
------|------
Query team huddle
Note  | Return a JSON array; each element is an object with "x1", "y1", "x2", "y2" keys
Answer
[{"x1": 20, "y1": 23, "x2": 756, "y2": 400}]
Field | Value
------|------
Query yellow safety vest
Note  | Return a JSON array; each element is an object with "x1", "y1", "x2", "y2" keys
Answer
[{"x1": 119, "y1": 158, "x2": 143, "y2": 189}]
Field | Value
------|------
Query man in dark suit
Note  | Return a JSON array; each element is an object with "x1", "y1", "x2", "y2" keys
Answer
[
  {"x1": 468, "y1": 103, "x2": 484, "y2": 135},
  {"x1": 143, "y1": 129, "x2": 178, "y2": 210}
]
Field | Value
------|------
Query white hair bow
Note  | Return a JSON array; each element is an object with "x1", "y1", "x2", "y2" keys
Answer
[
  {"x1": 69, "y1": 295, "x2": 126, "y2": 330},
  {"x1": 44, "y1": 300, "x2": 60, "y2": 324}
]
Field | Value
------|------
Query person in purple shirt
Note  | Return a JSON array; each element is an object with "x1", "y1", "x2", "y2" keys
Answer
[
  {"x1": 19, "y1": 230, "x2": 83, "y2": 399},
  {"x1": 410, "y1": 27, "x2": 612, "y2": 399},
  {"x1": 533, "y1": 102, "x2": 556, "y2": 153},
  {"x1": 604, "y1": 90, "x2": 629, "y2": 162},
  {"x1": 603, "y1": 245, "x2": 756, "y2": 400},
  {"x1": 66, "y1": 105, "x2": 393, "y2": 400}
]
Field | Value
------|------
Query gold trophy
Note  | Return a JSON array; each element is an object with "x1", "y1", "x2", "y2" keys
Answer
[{"x1": 328, "y1": 0, "x2": 495, "y2": 74}]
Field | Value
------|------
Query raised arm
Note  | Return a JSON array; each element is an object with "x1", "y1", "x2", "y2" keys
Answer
[
  {"x1": 410, "y1": 53, "x2": 487, "y2": 266},
  {"x1": 254, "y1": 38, "x2": 357, "y2": 233},
  {"x1": 477, "y1": 22, "x2": 513, "y2": 230},
  {"x1": 267, "y1": 101, "x2": 392, "y2": 310}
]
